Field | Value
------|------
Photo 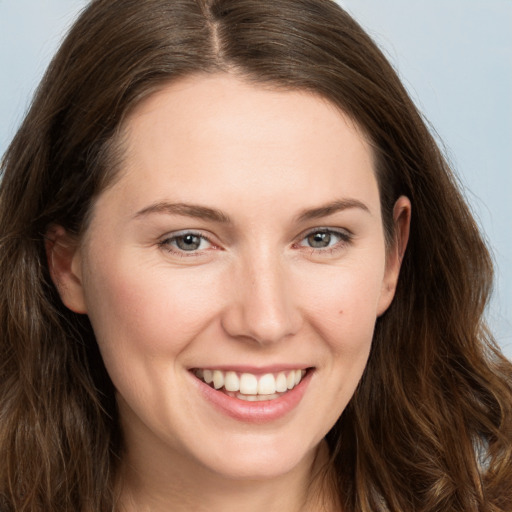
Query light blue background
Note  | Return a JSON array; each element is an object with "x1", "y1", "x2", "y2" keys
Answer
[{"x1": 1, "y1": 1, "x2": 510, "y2": 358}]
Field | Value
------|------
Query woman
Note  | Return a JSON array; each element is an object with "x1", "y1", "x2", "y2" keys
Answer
[{"x1": 0, "y1": 0, "x2": 511, "y2": 511}]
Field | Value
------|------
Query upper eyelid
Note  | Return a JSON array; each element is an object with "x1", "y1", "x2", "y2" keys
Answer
[
  {"x1": 159, "y1": 230, "x2": 216, "y2": 251},
  {"x1": 160, "y1": 229, "x2": 211, "y2": 242},
  {"x1": 294, "y1": 227, "x2": 353, "y2": 250},
  {"x1": 297, "y1": 226, "x2": 353, "y2": 239}
]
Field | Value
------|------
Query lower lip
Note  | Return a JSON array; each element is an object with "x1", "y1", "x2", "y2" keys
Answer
[{"x1": 191, "y1": 370, "x2": 312, "y2": 423}]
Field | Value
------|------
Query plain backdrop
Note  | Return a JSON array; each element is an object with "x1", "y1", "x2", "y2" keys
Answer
[{"x1": 1, "y1": 0, "x2": 511, "y2": 359}]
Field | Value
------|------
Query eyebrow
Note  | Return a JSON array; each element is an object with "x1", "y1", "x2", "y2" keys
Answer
[
  {"x1": 295, "y1": 199, "x2": 371, "y2": 222},
  {"x1": 134, "y1": 202, "x2": 232, "y2": 223},
  {"x1": 134, "y1": 199, "x2": 370, "y2": 224}
]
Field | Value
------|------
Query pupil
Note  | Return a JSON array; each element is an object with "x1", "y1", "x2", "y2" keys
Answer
[
  {"x1": 308, "y1": 232, "x2": 331, "y2": 248},
  {"x1": 177, "y1": 234, "x2": 201, "y2": 251}
]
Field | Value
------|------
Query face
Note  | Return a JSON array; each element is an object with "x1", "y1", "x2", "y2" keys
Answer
[{"x1": 50, "y1": 74, "x2": 409, "y2": 483}]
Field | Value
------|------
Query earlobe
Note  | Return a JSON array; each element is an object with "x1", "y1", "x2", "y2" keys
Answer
[
  {"x1": 377, "y1": 196, "x2": 411, "y2": 316},
  {"x1": 45, "y1": 225, "x2": 88, "y2": 314}
]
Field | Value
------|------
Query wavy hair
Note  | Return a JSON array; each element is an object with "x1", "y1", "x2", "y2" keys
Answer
[{"x1": 1, "y1": 0, "x2": 511, "y2": 510}]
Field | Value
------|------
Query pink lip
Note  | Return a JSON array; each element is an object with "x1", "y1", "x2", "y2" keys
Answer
[{"x1": 190, "y1": 369, "x2": 313, "y2": 424}]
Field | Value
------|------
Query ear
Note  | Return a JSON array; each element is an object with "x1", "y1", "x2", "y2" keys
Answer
[
  {"x1": 45, "y1": 225, "x2": 88, "y2": 314},
  {"x1": 377, "y1": 196, "x2": 411, "y2": 316}
]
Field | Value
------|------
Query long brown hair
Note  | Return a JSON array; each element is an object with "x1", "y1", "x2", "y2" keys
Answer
[{"x1": 1, "y1": 0, "x2": 511, "y2": 510}]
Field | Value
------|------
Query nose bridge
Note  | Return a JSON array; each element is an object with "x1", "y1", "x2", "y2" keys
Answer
[{"x1": 221, "y1": 245, "x2": 301, "y2": 344}]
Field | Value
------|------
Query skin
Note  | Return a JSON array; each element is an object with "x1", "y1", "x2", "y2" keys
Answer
[{"x1": 48, "y1": 73, "x2": 410, "y2": 512}]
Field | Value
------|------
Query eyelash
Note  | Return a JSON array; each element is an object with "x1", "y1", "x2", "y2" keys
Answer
[
  {"x1": 158, "y1": 230, "x2": 215, "y2": 256},
  {"x1": 295, "y1": 228, "x2": 353, "y2": 255},
  {"x1": 158, "y1": 228, "x2": 353, "y2": 257}
]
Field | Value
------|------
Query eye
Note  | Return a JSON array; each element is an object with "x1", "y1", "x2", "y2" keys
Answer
[
  {"x1": 159, "y1": 231, "x2": 213, "y2": 254},
  {"x1": 305, "y1": 231, "x2": 335, "y2": 249},
  {"x1": 297, "y1": 228, "x2": 352, "y2": 251}
]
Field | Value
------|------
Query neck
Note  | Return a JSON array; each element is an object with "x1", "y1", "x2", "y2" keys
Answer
[{"x1": 117, "y1": 441, "x2": 338, "y2": 512}]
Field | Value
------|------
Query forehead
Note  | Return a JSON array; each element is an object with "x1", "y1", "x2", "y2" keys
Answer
[
  {"x1": 97, "y1": 73, "x2": 379, "y2": 222},
  {"x1": 125, "y1": 73, "x2": 371, "y2": 149}
]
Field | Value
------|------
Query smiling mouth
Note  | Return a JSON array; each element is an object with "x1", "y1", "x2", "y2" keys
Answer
[{"x1": 192, "y1": 368, "x2": 309, "y2": 402}]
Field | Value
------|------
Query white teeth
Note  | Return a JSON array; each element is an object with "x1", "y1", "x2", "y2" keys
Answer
[
  {"x1": 224, "y1": 371, "x2": 239, "y2": 392},
  {"x1": 276, "y1": 372, "x2": 288, "y2": 393},
  {"x1": 258, "y1": 373, "x2": 276, "y2": 395},
  {"x1": 203, "y1": 369, "x2": 213, "y2": 384},
  {"x1": 196, "y1": 368, "x2": 308, "y2": 397},
  {"x1": 213, "y1": 370, "x2": 224, "y2": 390},
  {"x1": 240, "y1": 373, "x2": 258, "y2": 394},
  {"x1": 286, "y1": 371, "x2": 295, "y2": 390}
]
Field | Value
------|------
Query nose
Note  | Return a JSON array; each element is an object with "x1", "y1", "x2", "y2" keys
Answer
[{"x1": 220, "y1": 252, "x2": 302, "y2": 345}]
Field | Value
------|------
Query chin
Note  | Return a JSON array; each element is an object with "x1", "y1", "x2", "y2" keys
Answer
[{"x1": 187, "y1": 431, "x2": 322, "y2": 482}]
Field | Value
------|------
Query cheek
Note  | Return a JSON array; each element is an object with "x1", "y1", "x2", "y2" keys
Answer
[
  {"x1": 296, "y1": 258, "x2": 386, "y2": 348},
  {"x1": 81, "y1": 252, "x2": 223, "y2": 362},
  {"x1": 309, "y1": 265, "x2": 382, "y2": 402},
  {"x1": 293, "y1": 263, "x2": 381, "y2": 431}
]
